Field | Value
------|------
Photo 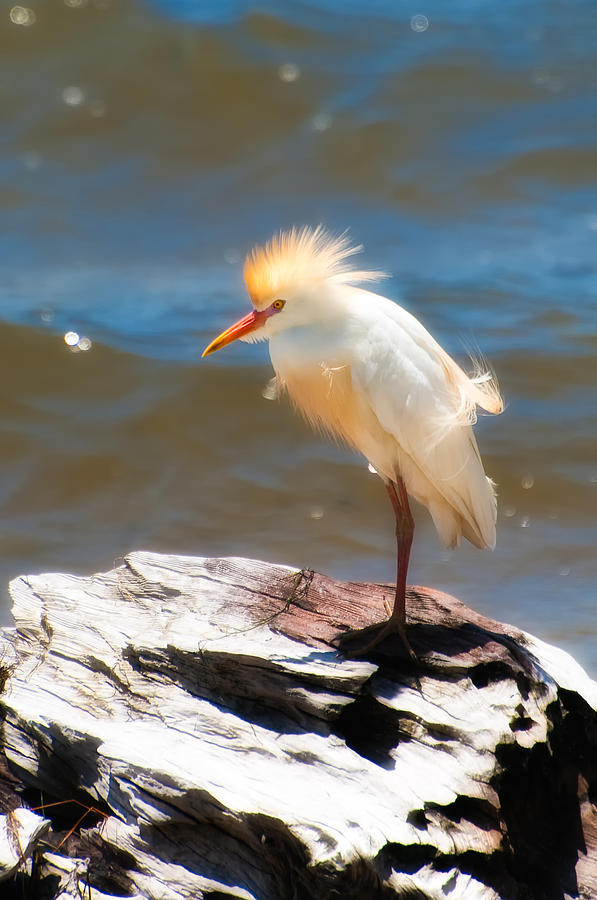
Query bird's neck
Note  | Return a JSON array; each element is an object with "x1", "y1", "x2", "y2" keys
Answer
[{"x1": 268, "y1": 318, "x2": 348, "y2": 378}]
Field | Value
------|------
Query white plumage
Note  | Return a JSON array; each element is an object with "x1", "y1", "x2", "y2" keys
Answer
[
  {"x1": 269, "y1": 283, "x2": 500, "y2": 550},
  {"x1": 203, "y1": 226, "x2": 503, "y2": 655}
]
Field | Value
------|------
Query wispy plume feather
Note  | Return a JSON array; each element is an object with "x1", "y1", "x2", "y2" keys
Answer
[{"x1": 423, "y1": 345, "x2": 503, "y2": 450}]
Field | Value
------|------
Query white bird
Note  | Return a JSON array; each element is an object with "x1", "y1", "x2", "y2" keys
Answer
[{"x1": 203, "y1": 226, "x2": 503, "y2": 656}]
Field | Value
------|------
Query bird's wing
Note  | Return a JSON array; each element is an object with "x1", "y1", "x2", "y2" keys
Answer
[
  {"x1": 358, "y1": 292, "x2": 503, "y2": 417},
  {"x1": 348, "y1": 295, "x2": 498, "y2": 548}
]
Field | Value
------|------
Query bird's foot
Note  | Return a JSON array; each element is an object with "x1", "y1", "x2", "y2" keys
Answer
[{"x1": 334, "y1": 616, "x2": 416, "y2": 661}]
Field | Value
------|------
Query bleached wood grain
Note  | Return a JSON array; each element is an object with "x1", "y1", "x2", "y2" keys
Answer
[{"x1": 0, "y1": 552, "x2": 596, "y2": 899}]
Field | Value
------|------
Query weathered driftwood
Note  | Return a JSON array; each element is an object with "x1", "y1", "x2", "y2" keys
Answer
[{"x1": 0, "y1": 552, "x2": 596, "y2": 899}]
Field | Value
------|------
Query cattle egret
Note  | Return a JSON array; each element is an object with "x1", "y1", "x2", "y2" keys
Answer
[{"x1": 203, "y1": 227, "x2": 503, "y2": 656}]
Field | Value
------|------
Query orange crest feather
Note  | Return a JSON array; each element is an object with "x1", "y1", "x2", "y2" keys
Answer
[{"x1": 244, "y1": 226, "x2": 385, "y2": 309}]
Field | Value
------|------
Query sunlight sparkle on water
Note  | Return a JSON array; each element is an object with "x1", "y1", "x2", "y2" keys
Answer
[
  {"x1": 532, "y1": 68, "x2": 565, "y2": 93},
  {"x1": 532, "y1": 67, "x2": 550, "y2": 86},
  {"x1": 311, "y1": 113, "x2": 332, "y2": 132},
  {"x1": 278, "y1": 63, "x2": 300, "y2": 83},
  {"x1": 10, "y1": 6, "x2": 36, "y2": 25},
  {"x1": 410, "y1": 14, "x2": 429, "y2": 32},
  {"x1": 224, "y1": 248, "x2": 240, "y2": 265},
  {"x1": 62, "y1": 86, "x2": 85, "y2": 107},
  {"x1": 88, "y1": 99, "x2": 107, "y2": 118},
  {"x1": 64, "y1": 331, "x2": 92, "y2": 352}
]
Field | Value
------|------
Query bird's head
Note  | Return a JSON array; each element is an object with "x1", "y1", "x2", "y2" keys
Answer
[{"x1": 202, "y1": 226, "x2": 384, "y2": 357}]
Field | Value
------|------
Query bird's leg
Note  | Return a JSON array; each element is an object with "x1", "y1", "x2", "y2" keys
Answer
[
  {"x1": 384, "y1": 478, "x2": 415, "y2": 658},
  {"x1": 386, "y1": 478, "x2": 413, "y2": 627},
  {"x1": 336, "y1": 476, "x2": 416, "y2": 660}
]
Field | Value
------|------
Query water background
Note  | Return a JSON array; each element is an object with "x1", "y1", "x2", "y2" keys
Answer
[{"x1": 1, "y1": 0, "x2": 596, "y2": 671}]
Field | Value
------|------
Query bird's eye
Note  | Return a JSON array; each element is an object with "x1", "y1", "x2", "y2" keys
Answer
[{"x1": 272, "y1": 299, "x2": 285, "y2": 310}]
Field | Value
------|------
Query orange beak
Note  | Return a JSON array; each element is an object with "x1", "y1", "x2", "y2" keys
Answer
[{"x1": 202, "y1": 308, "x2": 267, "y2": 357}]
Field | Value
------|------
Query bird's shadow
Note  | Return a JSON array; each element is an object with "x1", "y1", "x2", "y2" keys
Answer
[{"x1": 334, "y1": 618, "x2": 545, "y2": 687}]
